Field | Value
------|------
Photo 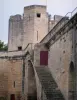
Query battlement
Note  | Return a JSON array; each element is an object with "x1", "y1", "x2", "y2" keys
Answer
[{"x1": 10, "y1": 14, "x2": 22, "y2": 21}]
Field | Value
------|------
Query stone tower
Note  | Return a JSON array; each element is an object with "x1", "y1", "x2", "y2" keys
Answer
[
  {"x1": 8, "y1": 15, "x2": 23, "y2": 51},
  {"x1": 23, "y1": 5, "x2": 48, "y2": 49},
  {"x1": 8, "y1": 5, "x2": 48, "y2": 51}
]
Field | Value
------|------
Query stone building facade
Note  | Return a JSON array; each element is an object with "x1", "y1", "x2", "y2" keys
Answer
[
  {"x1": 8, "y1": 5, "x2": 62, "y2": 51},
  {"x1": 0, "y1": 5, "x2": 77, "y2": 100}
]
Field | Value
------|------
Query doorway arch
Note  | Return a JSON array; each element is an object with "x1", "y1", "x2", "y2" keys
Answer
[
  {"x1": 27, "y1": 60, "x2": 37, "y2": 100},
  {"x1": 69, "y1": 61, "x2": 75, "y2": 100}
]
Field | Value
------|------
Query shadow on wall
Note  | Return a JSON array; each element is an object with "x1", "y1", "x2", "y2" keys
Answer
[{"x1": 27, "y1": 60, "x2": 37, "y2": 100}]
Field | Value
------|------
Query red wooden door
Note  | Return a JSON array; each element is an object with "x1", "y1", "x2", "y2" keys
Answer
[
  {"x1": 40, "y1": 51, "x2": 48, "y2": 65},
  {"x1": 10, "y1": 94, "x2": 15, "y2": 100}
]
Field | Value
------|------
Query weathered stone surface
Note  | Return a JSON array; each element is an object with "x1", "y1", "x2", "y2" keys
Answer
[
  {"x1": 48, "y1": 29, "x2": 73, "y2": 100},
  {"x1": 0, "y1": 4, "x2": 77, "y2": 100},
  {"x1": 8, "y1": 15, "x2": 23, "y2": 51},
  {"x1": 0, "y1": 59, "x2": 8, "y2": 98}
]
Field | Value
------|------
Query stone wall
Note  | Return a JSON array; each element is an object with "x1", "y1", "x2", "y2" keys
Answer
[
  {"x1": 72, "y1": 27, "x2": 77, "y2": 100},
  {"x1": 48, "y1": 29, "x2": 73, "y2": 100},
  {"x1": 7, "y1": 59, "x2": 22, "y2": 100},
  {"x1": 33, "y1": 28, "x2": 75, "y2": 100},
  {"x1": 0, "y1": 59, "x2": 8, "y2": 98},
  {"x1": 0, "y1": 58, "x2": 23, "y2": 100}
]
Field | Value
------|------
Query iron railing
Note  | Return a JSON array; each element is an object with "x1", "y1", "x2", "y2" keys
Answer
[{"x1": 40, "y1": 7, "x2": 77, "y2": 44}]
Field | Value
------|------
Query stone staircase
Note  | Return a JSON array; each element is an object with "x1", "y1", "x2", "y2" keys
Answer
[
  {"x1": 35, "y1": 66, "x2": 65, "y2": 100},
  {"x1": 29, "y1": 51, "x2": 65, "y2": 100}
]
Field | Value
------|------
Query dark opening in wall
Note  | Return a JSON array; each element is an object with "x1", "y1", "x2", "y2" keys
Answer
[
  {"x1": 37, "y1": 13, "x2": 41, "y2": 18},
  {"x1": 14, "y1": 81, "x2": 15, "y2": 88},
  {"x1": 69, "y1": 61, "x2": 75, "y2": 100},
  {"x1": 27, "y1": 95, "x2": 37, "y2": 100},
  {"x1": 63, "y1": 50, "x2": 65, "y2": 53},
  {"x1": 64, "y1": 39, "x2": 66, "y2": 42},
  {"x1": 10, "y1": 94, "x2": 15, "y2": 100},
  {"x1": 70, "y1": 62, "x2": 75, "y2": 72},
  {"x1": 18, "y1": 46, "x2": 22, "y2": 51}
]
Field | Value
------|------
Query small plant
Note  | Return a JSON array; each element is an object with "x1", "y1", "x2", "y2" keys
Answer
[{"x1": 0, "y1": 40, "x2": 8, "y2": 51}]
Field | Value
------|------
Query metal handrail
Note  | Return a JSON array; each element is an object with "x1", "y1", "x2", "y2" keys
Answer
[
  {"x1": 72, "y1": 7, "x2": 77, "y2": 14},
  {"x1": 40, "y1": 7, "x2": 77, "y2": 43}
]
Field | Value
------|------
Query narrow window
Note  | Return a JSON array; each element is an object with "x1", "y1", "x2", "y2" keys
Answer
[
  {"x1": 14, "y1": 81, "x2": 15, "y2": 88},
  {"x1": 23, "y1": 62, "x2": 25, "y2": 77},
  {"x1": 37, "y1": 13, "x2": 41, "y2": 18},
  {"x1": 18, "y1": 46, "x2": 22, "y2": 51},
  {"x1": 37, "y1": 31, "x2": 38, "y2": 41}
]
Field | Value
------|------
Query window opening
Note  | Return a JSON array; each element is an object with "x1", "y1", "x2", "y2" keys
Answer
[
  {"x1": 37, "y1": 13, "x2": 41, "y2": 18},
  {"x1": 18, "y1": 46, "x2": 22, "y2": 50}
]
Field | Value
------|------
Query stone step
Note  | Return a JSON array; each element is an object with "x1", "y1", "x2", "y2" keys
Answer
[{"x1": 35, "y1": 67, "x2": 65, "y2": 100}]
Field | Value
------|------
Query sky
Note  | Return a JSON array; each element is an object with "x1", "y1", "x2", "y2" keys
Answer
[{"x1": 0, "y1": 0, "x2": 77, "y2": 43}]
